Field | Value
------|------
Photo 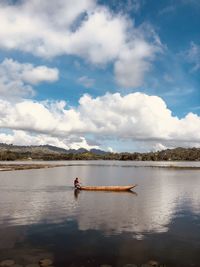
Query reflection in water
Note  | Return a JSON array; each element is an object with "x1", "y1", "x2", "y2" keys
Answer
[
  {"x1": 0, "y1": 164, "x2": 200, "y2": 235},
  {"x1": 75, "y1": 190, "x2": 171, "y2": 236},
  {"x1": 74, "y1": 188, "x2": 80, "y2": 200},
  {"x1": 0, "y1": 162, "x2": 200, "y2": 266}
]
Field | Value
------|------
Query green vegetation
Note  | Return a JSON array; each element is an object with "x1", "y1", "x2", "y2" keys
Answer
[{"x1": 0, "y1": 144, "x2": 199, "y2": 161}]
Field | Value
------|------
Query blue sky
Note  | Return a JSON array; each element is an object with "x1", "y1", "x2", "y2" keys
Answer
[{"x1": 0, "y1": 0, "x2": 199, "y2": 152}]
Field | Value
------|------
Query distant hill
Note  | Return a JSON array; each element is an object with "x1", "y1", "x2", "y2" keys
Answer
[
  {"x1": 0, "y1": 143, "x2": 199, "y2": 161},
  {"x1": 90, "y1": 148, "x2": 108, "y2": 155},
  {"x1": 0, "y1": 143, "x2": 107, "y2": 155},
  {"x1": 0, "y1": 143, "x2": 68, "y2": 154},
  {"x1": 0, "y1": 143, "x2": 108, "y2": 160}
]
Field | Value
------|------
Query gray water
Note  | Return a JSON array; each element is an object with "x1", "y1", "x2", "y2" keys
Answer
[{"x1": 0, "y1": 161, "x2": 200, "y2": 267}]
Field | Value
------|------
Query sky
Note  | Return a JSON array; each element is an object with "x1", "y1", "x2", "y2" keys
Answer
[{"x1": 0, "y1": 0, "x2": 199, "y2": 152}]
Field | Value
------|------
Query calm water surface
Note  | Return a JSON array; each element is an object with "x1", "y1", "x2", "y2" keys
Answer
[{"x1": 0, "y1": 161, "x2": 200, "y2": 267}]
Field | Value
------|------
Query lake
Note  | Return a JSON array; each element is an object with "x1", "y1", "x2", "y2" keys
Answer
[{"x1": 0, "y1": 161, "x2": 200, "y2": 267}]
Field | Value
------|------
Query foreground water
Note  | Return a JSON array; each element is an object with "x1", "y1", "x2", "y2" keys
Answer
[{"x1": 0, "y1": 161, "x2": 200, "y2": 267}]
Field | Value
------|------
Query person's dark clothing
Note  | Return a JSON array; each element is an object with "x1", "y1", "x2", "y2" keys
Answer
[{"x1": 74, "y1": 178, "x2": 80, "y2": 188}]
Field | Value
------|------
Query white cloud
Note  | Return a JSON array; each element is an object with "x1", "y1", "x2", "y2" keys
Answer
[
  {"x1": 0, "y1": 58, "x2": 59, "y2": 98},
  {"x1": 0, "y1": 92, "x2": 199, "y2": 151},
  {"x1": 0, "y1": 0, "x2": 95, "y2": 57},
  {"x1": 1, "y1": 58, "x2": 59, "y2": 85},
  {"x1": 78, "y1": 76, "x2": 95, "y2": 88},
  {"x1": 152, "y1": 143, "x2": 168, "y2": 151},
  {"x1": 22, "y1": 65, "x2": 59, "y2": 85},
  {"x1": 67, "y1": 7, "x2": 129, "y2": 64},
  {"x1": 0, "y1": 0, "x2": 161, "y2": 88},
  {"x1": 0, "y1": 79, "x2": 35, "y2": 99}
]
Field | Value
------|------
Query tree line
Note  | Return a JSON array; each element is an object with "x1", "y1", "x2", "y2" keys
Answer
[{"x1": 0, "y1": 147, "x2": 200, "y2": 161}]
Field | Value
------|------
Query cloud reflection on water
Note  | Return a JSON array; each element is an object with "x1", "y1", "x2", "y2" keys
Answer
[{"x1": 0, "y1": 164, "x2": 200, "y2": 239}]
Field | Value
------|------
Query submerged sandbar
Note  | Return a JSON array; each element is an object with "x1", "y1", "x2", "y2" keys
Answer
[{"x1": 0, "y1": 163, "x2": 65, "y2": 171}]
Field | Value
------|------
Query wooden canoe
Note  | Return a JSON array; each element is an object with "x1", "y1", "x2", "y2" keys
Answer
[{"x1": 79, "y1": 185, "x2": 137, "y2": 191}]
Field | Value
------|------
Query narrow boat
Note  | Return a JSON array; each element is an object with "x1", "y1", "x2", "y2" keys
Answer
[{"x1": 79, "y1": 185, "x2": 137, "y2": 191}]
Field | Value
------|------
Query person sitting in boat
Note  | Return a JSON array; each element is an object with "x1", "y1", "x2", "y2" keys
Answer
[{"x1": 74, "y1": 177, "x2": 81, "y2": 189}]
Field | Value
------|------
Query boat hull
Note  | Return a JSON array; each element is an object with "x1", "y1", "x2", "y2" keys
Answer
[{"x1": 79, "y1": 185, "x2": 137, "y2": 191}]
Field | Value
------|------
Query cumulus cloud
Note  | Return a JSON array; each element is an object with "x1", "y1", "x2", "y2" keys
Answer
[
  {"x1": 0, "y1": 92, "x2": 199, "y2": 150},
  {"x1": 1, "y1": 58, "x2": 59, "y2": 85},
  {"x1": 0, "y1": 58, "x2": 59, "y2": 98},
  {"x1": 68, "y1": 7, "x2": 130, "y2": 65},
  {"x1": 22, "y1": 65, "x2": 59, "y2": 85},
  {"x1": 0, "y1": 0, "x2": 161, "y2": 87}
]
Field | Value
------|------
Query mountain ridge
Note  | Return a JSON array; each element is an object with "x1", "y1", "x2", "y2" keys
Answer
[{"x1": 0, "y1": 143, "x2": 107, "y2": 155}]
